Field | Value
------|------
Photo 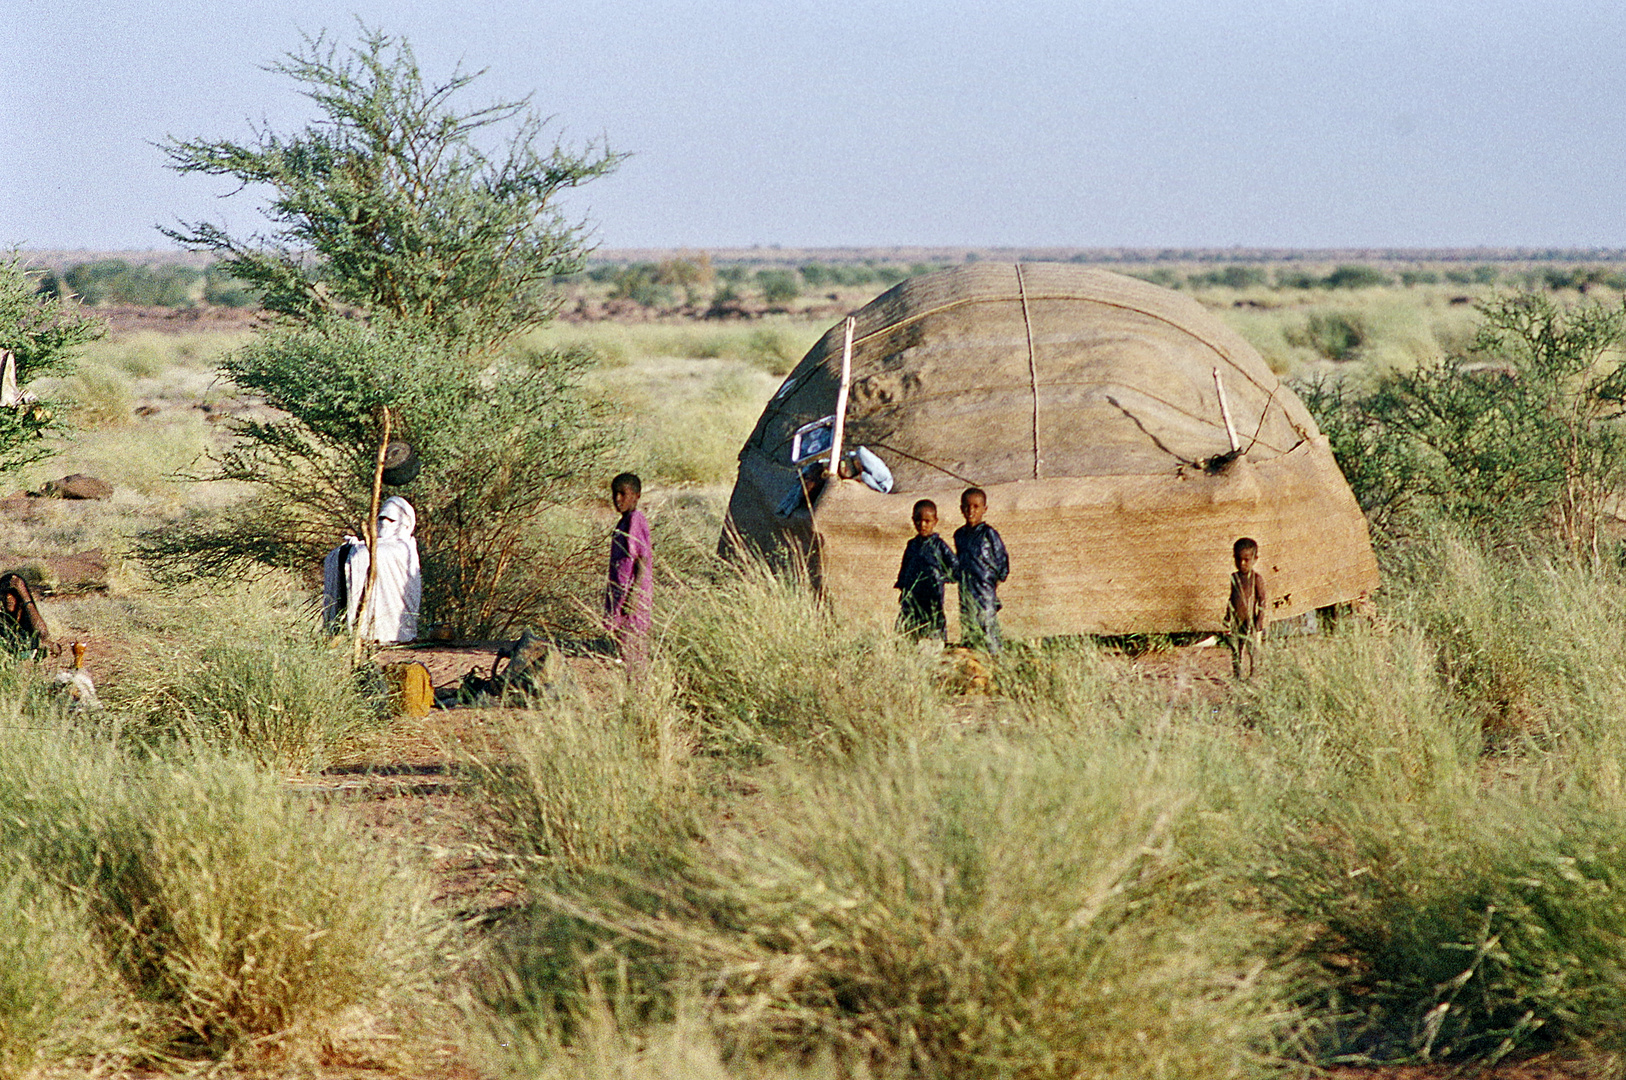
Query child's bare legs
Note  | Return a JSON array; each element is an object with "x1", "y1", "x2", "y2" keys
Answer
[{"x1": 1227, "y1": 630, "x2": 1260, "y2": 679}]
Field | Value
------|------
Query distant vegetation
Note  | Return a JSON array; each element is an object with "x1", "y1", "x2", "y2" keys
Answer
[
  {"x1": 31, "y1": 252, "x2": 1626, "y2": 321},
  {"x1": 35, "y1": 259, "x2": 259, "y2": 308}
]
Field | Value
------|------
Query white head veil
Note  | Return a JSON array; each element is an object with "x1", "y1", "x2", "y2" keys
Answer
[{"x1": 378, "y1": 495, "x2": 417, "y2": 541}]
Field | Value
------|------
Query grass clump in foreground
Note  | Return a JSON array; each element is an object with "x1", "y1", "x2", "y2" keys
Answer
[
  {"x1": 110, "y1": 578, "x2": 381, "y2": 771},
  {"x1": 0, "y1": 707, "x2": 448, "y2": 1071},
  {"x1": 478, "y1": 560, "x2": 1299, "y2": 1078},
  {"x1": 660, "y1": 559, "x2": 952, "y2": 758},
  {"x1": 487, "y1": 731, "x2": 1297, "y2": 1080},
  {"x1": 471, "y1": 536, "x2": 1626, "y2": 1076}
]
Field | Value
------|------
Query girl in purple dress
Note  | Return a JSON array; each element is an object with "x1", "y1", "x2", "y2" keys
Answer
[{"x1": 605, "y1": 472, "x2": 652, "y2": 664}]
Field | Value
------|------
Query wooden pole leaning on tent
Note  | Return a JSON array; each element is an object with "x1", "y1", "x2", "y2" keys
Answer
[
  {"x1": 1212, "y1": 368, "x2": 1241, "y2": 454},
  {"x1": 827, "y1": 316, "x2": 856, "y2": 476},
  {"x1": 351, "y1": 405, "x2": 392, "y2": 667}
]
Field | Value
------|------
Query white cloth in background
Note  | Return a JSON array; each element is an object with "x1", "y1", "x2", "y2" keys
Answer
[
  {"x1": 852, "y1": 445, "x2": 894, "y2": 493},
  {"x1": 320, "y1": 495, "x2": 421, "y2": 643}
]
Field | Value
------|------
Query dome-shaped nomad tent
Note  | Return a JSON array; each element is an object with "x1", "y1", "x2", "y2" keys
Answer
[{"x1": 720, "y1": 264, "x2": 1379, "y2": 636}]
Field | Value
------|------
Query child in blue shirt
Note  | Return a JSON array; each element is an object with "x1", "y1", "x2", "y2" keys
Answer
[
  {"x1": 953, "y1": 487, "x2": 1009, "y2": 655},
  {"x1": 894, "y1": 499, "x2": 955, "y2": 639}
]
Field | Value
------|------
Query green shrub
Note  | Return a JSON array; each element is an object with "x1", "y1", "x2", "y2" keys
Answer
[
  {"x1": 66, "y1": 362, "x2": 135, "y2": 428},
  {"x1": 62, "y1": 260, "x2": 202, "y2": 307},
  {"x1": 611, "y1": 264, "x2": 671, "y2": 308},
  {"x1": 1188, "y1": 265, "x2": 1268, "y2": 290},
  {"x1": 742, "y1": 327, "x2": 797, "y2": 375},
  {"x1": 0, "y1": 710, "x2": 446, "y2": 1068},
  {"x1": 1263, "y1": 788, "x2": 1626, "y2": 1065},
  {"x1": 1324, "y1": 264, "x2": 1392, "y2": 289},
  {"x1": 1297, "y1": 294, "x2": 1626, "y2": 551},
  {"x1": 1128, "y1": 266, "x2": 1182, "y2": 289},
  {"x1": 1291, "y1": 311, "x2": 1367, "y2": 361},
  {"x1": 1392, "y1": 538, "x2": 1626, "y2": 749},
  {"x1": 0, "y1": 857, "x2": 127, "y2": 1079},
  {"x1": 755, "y1": 269, "x2": 799, "y2": 306},
  {"x1": 470, "y1": 668, "x2": 699, "y2": 881},
  {"x1": 1275, "y1": 267, "x2": 1322, "y2": 289},
  {"x1": 1240, "y1": 621, "x2": 1479, "y2": 802},
  {"x1": 201, "y1": 263, "x2": 259, "y2": 308}
]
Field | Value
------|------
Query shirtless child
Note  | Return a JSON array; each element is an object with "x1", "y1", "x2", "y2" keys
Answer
[{"x1": 1224, "y1": 536, "x2": 1267, "y2": 679}]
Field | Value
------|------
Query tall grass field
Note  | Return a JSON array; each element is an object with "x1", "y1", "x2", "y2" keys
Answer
[{"x1": 6, "y1": 266, "x2": 1626, "y2": 1076}]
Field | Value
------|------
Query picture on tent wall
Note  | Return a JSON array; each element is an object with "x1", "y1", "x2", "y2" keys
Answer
[{"x1": 791, "y1": 416, "x2": 836, "y2": 464}]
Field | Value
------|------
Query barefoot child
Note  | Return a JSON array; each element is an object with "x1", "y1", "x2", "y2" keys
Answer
[
  {"x1": 953, "y1": 487, "x2": 1009, "y2": 655},
  {"x1": 1225, "y1": 536, "x2": 1267, "y2": 678},
  {"x1": 605, "y1": 472, "x2": 652, "y2": 665},
  {"x1": 894, "y1": 499, "x2": 955, "y2": 639}
]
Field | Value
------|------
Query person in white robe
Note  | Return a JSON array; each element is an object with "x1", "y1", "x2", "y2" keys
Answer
[{"x1": 321, "y1": 495, "x2": 421, "y2": 643}]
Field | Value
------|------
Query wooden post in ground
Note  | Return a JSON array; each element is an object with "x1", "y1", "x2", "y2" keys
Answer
[{"x1": 351, "y1": 406, "x2": 392, "y2": 667}]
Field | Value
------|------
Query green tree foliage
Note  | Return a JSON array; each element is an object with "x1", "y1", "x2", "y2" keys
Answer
[
  {"x1": 162, "y1": 26, "x2": 622, "y2": 357},
  {"x1": 146, "y1": 321, "x2": 611, "y2": 633},
  {"x1": 149, "y1": 27, "x2": 623, "y2": 633},
  {"x1": 1300, "y1": 293, "x2": 1626, "y2": 555},
  {"x1": 0, "y1": 261, "x2": 100, "y2": 475}
]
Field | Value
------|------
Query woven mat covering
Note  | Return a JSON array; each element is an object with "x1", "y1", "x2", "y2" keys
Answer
[
  {"x1": 812, "y1": 438, "x2": 1378, "y2": 636},
  {"x1": 722, "y1": 264, "x2": 1380, "y2": 634}
]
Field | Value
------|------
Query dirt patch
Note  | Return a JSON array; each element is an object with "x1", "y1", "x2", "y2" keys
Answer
[{"x1": 94, "y1": 304, "x2": 266, "y2": 335}]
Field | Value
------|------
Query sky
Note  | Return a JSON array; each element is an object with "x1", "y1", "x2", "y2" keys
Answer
[{"x1": 4, "y1": 0, "x2": 1625, "y2": 252}]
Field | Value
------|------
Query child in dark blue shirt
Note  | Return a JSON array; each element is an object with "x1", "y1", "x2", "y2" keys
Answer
[
  {"x1": 894, "y1": 499, "x2": 955, "y2": 639},
  {"x1": 953, "y1": 487, "x2": 1009, "y2": 655}
]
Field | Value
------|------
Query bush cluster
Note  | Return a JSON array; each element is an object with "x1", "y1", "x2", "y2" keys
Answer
[
  {"x1": 35, "y1": 259, "x2": 258, "y2": 308},
  {"x1": 1297, "y1": 292, "x2": 1626, "y2": 552},
  {"x1": 0, "y1": 695, "x2": 444, "y2": 1071}
]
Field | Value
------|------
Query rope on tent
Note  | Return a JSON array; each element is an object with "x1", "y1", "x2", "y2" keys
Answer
[
  {"x1": 1103, "y1": 396, "x2": 1196, "y2": 468},
  {"x1": 1016, "y1": 263, "x2": 1042, "y2": 479},
  {"x1": 868, "y1": 442, "x2": 981, "y2": 487},
  {"x1": 1243, "y1": 385, "x2": 1281, "y2": 456}
]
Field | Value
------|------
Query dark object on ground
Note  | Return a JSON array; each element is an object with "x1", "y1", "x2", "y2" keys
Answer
[
  {"x1": 435, "y1": 628, "x2": 569, "y2": 707},
  {"x1": 0, "y1": 572, "x2": 49, "y2": 658},
  {"x1": 41, "y1": 474, "x2": 114, "y2": 500},
  {"x1": 381, "y1": 439, "x2": 420, "y2": 486}
]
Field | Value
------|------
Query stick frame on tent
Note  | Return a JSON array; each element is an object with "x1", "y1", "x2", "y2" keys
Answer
[
  {"x1": 827, "y1": 316, "x2": 856, "y2": 473},
  {"x1": 1212, "y1": 368, "x2": 1241, "y2": 453}
]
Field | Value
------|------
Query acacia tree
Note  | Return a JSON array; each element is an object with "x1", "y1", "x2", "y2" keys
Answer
[
  {"x1": 0, "y1": 261, "x2": 101, "y2": 474},
  {"x1": 149, "y1": 27, "x2": 624, "y2": 634},
  {"x1": 162, "y1": 26, "x2": 621, "y2": 356}
]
